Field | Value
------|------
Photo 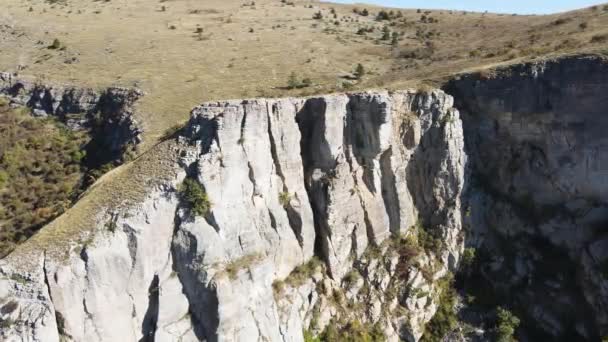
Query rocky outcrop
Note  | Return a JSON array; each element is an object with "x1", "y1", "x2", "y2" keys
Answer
[
  {"x1": 0, "y1": 89, "x2": 466, "y2": 341},
  {"x1": 0, "y1": 72, "x2": 143, "y2": 165},
  {"x1": 445, "y1": 55, "x2": 608, "y2": 340}
]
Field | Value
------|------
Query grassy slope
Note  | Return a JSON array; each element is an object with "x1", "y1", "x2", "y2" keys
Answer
[
  {"x1": 0, "y1": 101, "x2": 89, "y2": 257},
  {"x1": 1, "y1": 0, "x2": 607, "y2": 150}
]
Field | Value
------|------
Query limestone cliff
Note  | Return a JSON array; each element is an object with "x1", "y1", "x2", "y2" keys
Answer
[
  {"x1": 2, "y1": 54, "x2": 607, "y2": 342},
  {"x1": 0, "y1": 90, "x2": 465, "y2": 341}
]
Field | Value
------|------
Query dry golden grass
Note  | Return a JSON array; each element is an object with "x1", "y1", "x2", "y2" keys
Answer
[{"x1": 1, "y1": 0, "x2": 607, "y2": 150}]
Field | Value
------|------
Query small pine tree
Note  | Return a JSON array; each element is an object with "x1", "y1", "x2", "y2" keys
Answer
[
  {"x1": 495, "y1": 307, "x2": 520, "y2": 342},
  {"x1": 391, "y1": 32, "x2": 399, "y2": 45},
  {"x1": 376, "y1": 10, "x2": 390, "y2": 21},
  {"x1": 287, "y1": 72, "x2": 299, "y2": 89},
  {"x1": 354, "y1": 64, "x2": 365, "y2": 79},
  {"x1": 381, "y1": 26, "x2": 391, "y2": 40}
]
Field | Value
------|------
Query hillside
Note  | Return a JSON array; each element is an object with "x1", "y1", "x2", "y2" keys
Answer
[
  {"x1": 1, "y1": 0, "x2": 607, "y2": 149},
  {"x1": 1, "y1": 1, "x2": 608, "y2": 341}
]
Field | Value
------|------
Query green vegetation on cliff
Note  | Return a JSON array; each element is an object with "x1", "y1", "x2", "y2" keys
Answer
[{"x1": 0, "y1": 101, "x2": 89, "y2": 257}]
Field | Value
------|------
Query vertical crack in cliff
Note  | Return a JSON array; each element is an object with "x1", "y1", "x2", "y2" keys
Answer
[
  {"x1": 139, "y1": 275, "x2": 160, "y2": 342},
  {"x1": 76, "y1": 245, "x2": 103, "y2": 341},
  {"x1": 380, "y1": 148, "x2": 401, "y2": 234},
  {"x1": 267, "y1": 102, "x2": 304, "y2": 247},
  {"x1": 169, "y1": 205, "x2": 219, "y2": 342},
  {"x1": 42, "y1": 252, "x2": 68, "y2": 340},
  {"x1": 344, "y1": 98, "x2": 378, "y2": 247},
  {"x1": 295, "y1": 98, "x2": 332, "y2": 272},
  {"x1": 238, "y1": 102, "x2": 260, "y2": 205},
  {"x1": 343, "y1": 141, "x2": 376, "y2": 248}
]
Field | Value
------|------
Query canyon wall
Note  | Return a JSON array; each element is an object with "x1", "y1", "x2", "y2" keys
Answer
[{"x1": 446, "y1": 55, "x2": 608, "y2": 340}]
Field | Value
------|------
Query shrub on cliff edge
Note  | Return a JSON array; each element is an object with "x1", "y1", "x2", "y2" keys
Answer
[{"x1": 180, "y1": 177, "x2": 211, "y2": 216}]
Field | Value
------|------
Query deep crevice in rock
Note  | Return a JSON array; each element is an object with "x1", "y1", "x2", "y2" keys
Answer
[
  {"x1": 43, "y1": 253, "x2": 69, "y2": 340},
  {"x1": 380, "y1": 148, "x2": 401, "y2": 234},
  {"x1": 295, "y1": 98, "x2": 333, "y2": 273},
  {"x1": 139, "y1": 275, "x2": 160, "y2": 342},
  {"x1": 170, "y1": 205, "x2": 220, "y2": 342},
  {"x1": 267, "y1": 102, "x2": 305, "y2": 247}
]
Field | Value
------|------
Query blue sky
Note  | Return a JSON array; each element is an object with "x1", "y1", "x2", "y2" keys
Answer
[{"x1": 328, "y1": 0, "x2": 607, "y2": 14}]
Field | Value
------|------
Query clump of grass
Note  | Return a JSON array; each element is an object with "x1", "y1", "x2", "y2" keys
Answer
[
  {"x1": 278, "y1": 191, "x2": 292, "y2": 207},
  {"x1": 341, "y1": 269, "x2": 361, "y2": 287},
  {"x1": 287, "y1": 72, "x2": 312, "y2": 89},
  {"x1": 283, "y1": 257, "x2": 323, "y2": 287},
  {"x1": 179, "y1": 177, "x2": 211, "y2": 216},
  {"x1": 317, "y1": 319, "x2": 385, "y2": 341},
  {"x1": 224, "y1": 253, "x2": 262, "y2": 280}
]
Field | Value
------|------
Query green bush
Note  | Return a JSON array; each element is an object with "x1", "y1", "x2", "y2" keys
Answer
[
  {"x1": 461, "y1": 247, "x2": 476, "y2": 268},
  {"x1": 180, "y1": 177, "x2": 211, "y2": 216},
  {"x1": 494, "y1": 307, "x2": 520, "y2": 342},
  {"x1": 381, "y1": 26, "x2": 390, "y2": 40},
  {"x1": 421, "y1": 276, "x2": 458, "y2": 342},
  {"x1": 376, "y1": 10, "x2": 390, "y2": 21},
  {"x1": 303, "y1": 329, "x2": 321, "y2": 342},
  {"x1": 354, "y1": 63, "x2": 365, "y2": 79},
  {"x1": 416, "y1": 221, "x2": 444, "y2": 255}
]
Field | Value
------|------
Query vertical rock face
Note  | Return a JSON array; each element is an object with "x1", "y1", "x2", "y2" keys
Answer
[
  {"x1": 445, "y1": 55, "x2": 608, "y2": 340},
  {"x1": 0, "y1": 72, "x2": 143, "y2": 165},
  {"x1": 0, "y1": 89, "x2": 466, "y2": 341}
]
